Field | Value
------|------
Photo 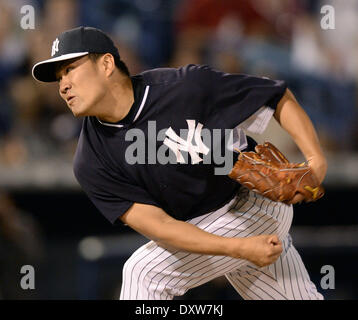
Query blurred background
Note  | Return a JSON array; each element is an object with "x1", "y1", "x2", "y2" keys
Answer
[{"x1": 0, "y1": 0, "x2": 357, "y2": 300}]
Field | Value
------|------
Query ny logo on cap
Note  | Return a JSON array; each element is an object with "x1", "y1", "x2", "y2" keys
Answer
[{"x1": 51, "y1": 38, "x2": 59, "y2": 56}]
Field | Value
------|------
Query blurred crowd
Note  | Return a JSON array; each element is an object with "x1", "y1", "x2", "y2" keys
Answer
[{"x1": 0, "y1": 0, "x2": 357, "y2": 170}]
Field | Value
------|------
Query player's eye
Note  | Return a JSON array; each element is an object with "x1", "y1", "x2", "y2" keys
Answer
[{"x1": 65, "y1": 66, "x2": 74, "y2": 74}]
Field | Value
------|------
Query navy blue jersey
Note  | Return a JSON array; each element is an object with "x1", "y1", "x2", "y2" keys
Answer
[{"x1": 73, "y1": 64, "x2": 287, "y2": 224}]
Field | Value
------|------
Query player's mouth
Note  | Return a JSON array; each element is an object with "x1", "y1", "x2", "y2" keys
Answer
[{"x1": 66, "y1": 96, "x2": 76, "y2": 105}]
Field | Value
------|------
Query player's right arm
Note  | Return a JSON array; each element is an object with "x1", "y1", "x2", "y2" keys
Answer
[{"x1": 120, "y1": 202, "x2": 282, "y2": 267}]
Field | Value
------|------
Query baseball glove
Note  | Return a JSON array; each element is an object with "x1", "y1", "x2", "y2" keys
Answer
[{"x1": 228, "y1": 142, "x2": 324, "y2": 203}]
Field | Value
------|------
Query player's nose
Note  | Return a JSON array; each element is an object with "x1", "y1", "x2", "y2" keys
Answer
[{"x1": 59, "y1": 77, "x2": 72, "y2": 96}]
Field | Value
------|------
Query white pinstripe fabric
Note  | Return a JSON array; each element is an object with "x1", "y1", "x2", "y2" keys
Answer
[
  {"x1": 225, "y1": 235, "x2": 323, "y2": 300},
  {"x1": 119, "y1": 188, "x2": 323, "y2": 300}
]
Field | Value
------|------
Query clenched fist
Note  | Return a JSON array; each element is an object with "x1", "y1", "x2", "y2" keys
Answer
[{"x1": 230, "y1": 234, "x2": 283, "y2": 267}]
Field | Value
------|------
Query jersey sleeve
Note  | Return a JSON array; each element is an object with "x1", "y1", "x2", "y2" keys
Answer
[
  {"x1": 188, "y1": 65, "x2": 287, "y2": 130},
  {"x1": 73, "y1": 134, "x2": 160, "y2": 225}
]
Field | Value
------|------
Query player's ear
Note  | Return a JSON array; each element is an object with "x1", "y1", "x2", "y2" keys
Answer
[{"x1": 100, "y1": 53, "x2": 115, "y2": 77}]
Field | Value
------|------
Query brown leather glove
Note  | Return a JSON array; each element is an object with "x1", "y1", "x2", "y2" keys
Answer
[{"x1": 228, "y1": 142, "x2": 324, "y2": 203}]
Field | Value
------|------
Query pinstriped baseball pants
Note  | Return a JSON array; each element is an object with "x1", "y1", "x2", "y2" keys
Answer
[{"x1": 119, "y1": 188, "x2": 324, "y2": 300}]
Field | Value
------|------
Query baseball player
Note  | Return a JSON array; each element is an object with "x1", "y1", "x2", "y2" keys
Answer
[{"x1": 32, "y1": 27, "x2": 327, "y2": 300}]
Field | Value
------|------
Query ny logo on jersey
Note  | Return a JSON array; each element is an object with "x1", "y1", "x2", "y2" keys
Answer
[
  {"x1": 163, "y1": 120, "x2": 210, "y2": 164},
  {"x1": 51, "y1": 38, "x2": 59, "y2": 56}
]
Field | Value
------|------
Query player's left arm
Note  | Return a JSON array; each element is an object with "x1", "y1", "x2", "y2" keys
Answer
[{"x1": 274, "y1": 88, "x2": 328, "y2": 185}]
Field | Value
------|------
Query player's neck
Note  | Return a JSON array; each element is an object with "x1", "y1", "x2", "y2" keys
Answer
[{"x1": 96, "y1": 75, "x2": 134, "y2": 123}]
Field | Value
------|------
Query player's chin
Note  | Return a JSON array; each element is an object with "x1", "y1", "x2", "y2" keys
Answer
[
  {"x1": 70, "y1": 105, "x2": 88, "y2": 118},
  {"x1": 70, "y1": 109, "x2": 83, "y2": 118}
]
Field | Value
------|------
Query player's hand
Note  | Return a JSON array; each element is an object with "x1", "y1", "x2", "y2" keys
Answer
[
  {"x1": 235, "y1": 234, "x2": 283, "y2": 267},
  {"x1": 307, "y1": 156, "x2": 327, "y2": 184},
  {"x1": 286, "y1": 155, "x2": 327, "y2": 205}
]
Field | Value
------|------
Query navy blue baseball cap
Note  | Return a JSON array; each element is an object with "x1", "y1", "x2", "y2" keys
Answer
[{"x1": 32, "y1": 26, "x2": 120, "y2": 82}]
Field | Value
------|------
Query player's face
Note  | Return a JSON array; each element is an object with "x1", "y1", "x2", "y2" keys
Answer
[{"x1": 56, "y1": 56, "x2": 106, "y2": 117}]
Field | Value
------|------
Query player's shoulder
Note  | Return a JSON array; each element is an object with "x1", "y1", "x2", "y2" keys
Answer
[
  {"x1": 138, "y1": 64, "x2": 217, "y2": 86},
  {"x1": 73, "y1": 118, "x2": 101, "y2": 172}
]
